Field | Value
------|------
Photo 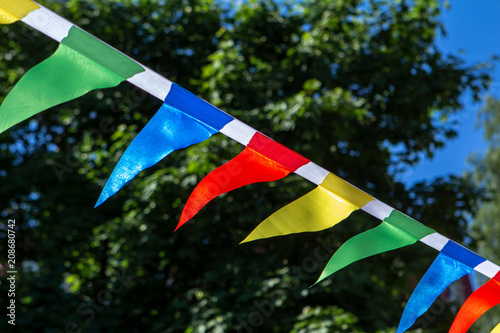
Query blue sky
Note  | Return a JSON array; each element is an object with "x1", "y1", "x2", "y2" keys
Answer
[{"x1": 402, "y1": 1, "x2": 500, "y2": 186}]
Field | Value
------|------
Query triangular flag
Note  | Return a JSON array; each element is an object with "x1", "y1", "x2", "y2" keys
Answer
[
  {"x1": 449, "y1": 272, "x2": 500, "y2": 333},
  {"x1": 0, "y1": 0, "x2": 39, "y2": 24},
  {"x1": 177, "y1": 147, "x2": 290, "y2": 229},
  {"x1": 95, "y1": 105, "x2": 216, "y2": 207},
  {"x1": 241, "y1": 173, "x2": 373, "y2": 243},
  {"x1": 177, "y1": 132, "x2": 309, "y2": 229},
  {"x1": 95, "y1": 83, "x2": 233, "y2": 207},
  {"x1": 315, "y1": 210, "x2": 435, "y2": 284},
  {"x1": 241, "y1": 187, "x2": 358, "y2": 243},
  {"x1": 0, "y1": 26, "x2": 144, "y2": 133},
  {"x1": 396, "y1": 241, "x2": 486, "y2": 333}
]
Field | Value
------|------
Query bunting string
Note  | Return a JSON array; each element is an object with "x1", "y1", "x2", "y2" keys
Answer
[{"x1": 2, "y1": 1, "x2": 500, "y2": 331}]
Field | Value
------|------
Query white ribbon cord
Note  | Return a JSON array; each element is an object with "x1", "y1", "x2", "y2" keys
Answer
[
  {"x1": 21, "y1": 7, "x2": 73, "y2": 42},
  {"x1": 294, "y1": 162, "x2": 330, "y2": 185}
]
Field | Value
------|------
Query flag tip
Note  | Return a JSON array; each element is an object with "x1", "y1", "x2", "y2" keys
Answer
[
  {"x1": 174, "y1": 221, "x2": 184, "y2": 232},
  {"x1": 175, "y1": 212, "x2": 192, "y2": 232},
  {"x1": 309, "y1": 281, "x2": 319, "y2": 289},
  {"x1": 239, "y1": 237, "x2": 251, "y2": 244},
  {"x1": 309, "y1": 275, "x2": 326, "y2": 288},
  {"x1": 94, "y1": 194, "x2": 107, "y2": 208}
]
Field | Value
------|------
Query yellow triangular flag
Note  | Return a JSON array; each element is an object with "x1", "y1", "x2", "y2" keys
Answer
[
  {"x1": 241, "y1": 186, "x2": 356, "y2": 243},
  {"x1": 0, "y1": 0, "x2": 39, "y2": 24},
  {"x1": 241, "y1": 172, "x2": 374, "y2": 243}
]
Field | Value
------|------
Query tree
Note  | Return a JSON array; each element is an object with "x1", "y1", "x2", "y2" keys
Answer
[
  {"x1": 0, "y1": 0, "x2": 489, "y2": 332},
  {"x1": 470, "y1": 95, "x2": 500, "y2": 331}
]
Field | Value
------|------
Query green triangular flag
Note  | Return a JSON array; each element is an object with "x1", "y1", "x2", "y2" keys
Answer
[
  {"x1": 0, "y1": 26, "x2": 144, "y2": 133},
  {"x1": 315, "y1": 210, "x2": 435, "y2": 284}
]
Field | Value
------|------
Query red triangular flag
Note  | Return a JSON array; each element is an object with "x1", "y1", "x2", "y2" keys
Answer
[
  {"x1": 449, "y1": 272, "x2": 500, "y2": 333},
  {"x1": 176, "y1": 133, "x2": 309, "y2": 230}
]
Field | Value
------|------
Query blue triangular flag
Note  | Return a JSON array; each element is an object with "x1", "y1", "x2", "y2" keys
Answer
[
  {"x1": 95, "y1": 84, "x2": 233, "y2": 207},
  {"x1": 397, "y1": 241, "x2": 486, "y2": 333}
]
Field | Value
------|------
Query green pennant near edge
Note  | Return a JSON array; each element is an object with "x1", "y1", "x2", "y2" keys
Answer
[{"x1": 0, "y1": 26, "x2": 144, "y2": 133}]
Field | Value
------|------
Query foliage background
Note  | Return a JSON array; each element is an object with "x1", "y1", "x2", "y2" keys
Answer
[
  {"x1": 0, "y1": 0, "x2": 494, "y2": 332},
  {"x1": 470, "y1": 96, "x2": 500, "y2": 331}
]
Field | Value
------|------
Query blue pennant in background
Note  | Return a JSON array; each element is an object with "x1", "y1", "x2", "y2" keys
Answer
[
  {"x1": 396, "y1": 241, "x2": 486, "y2": 333},
  {"x1": 95, "y1": 83, "x2": 233, "y2": 207}
]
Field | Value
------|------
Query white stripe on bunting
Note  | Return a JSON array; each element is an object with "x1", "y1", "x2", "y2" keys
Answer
[
  {"x1": 420, "y1": 233, "x2": 449, "y2": 251},
  {"x1": 220, "y1": 119, "x2": 258, "y2": 146},
  {"x1": 474, "y1": 260, "x2": 500, "y2": 279},
  {"x1": 294, "y1": 162, "x2": 330, "y2": 185},
  {"x1": 361, "y1": 200, "x2": 394, "y2": 221},
  {"x1": 14, "y1": 1, "x2": 500, "y2": 281},
  {"x1": 127, "y1": 68, "x2": 173, "y2": 101},
  {"x1": 21, "y1": 7, "x2": 73, "y2": 42}
]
